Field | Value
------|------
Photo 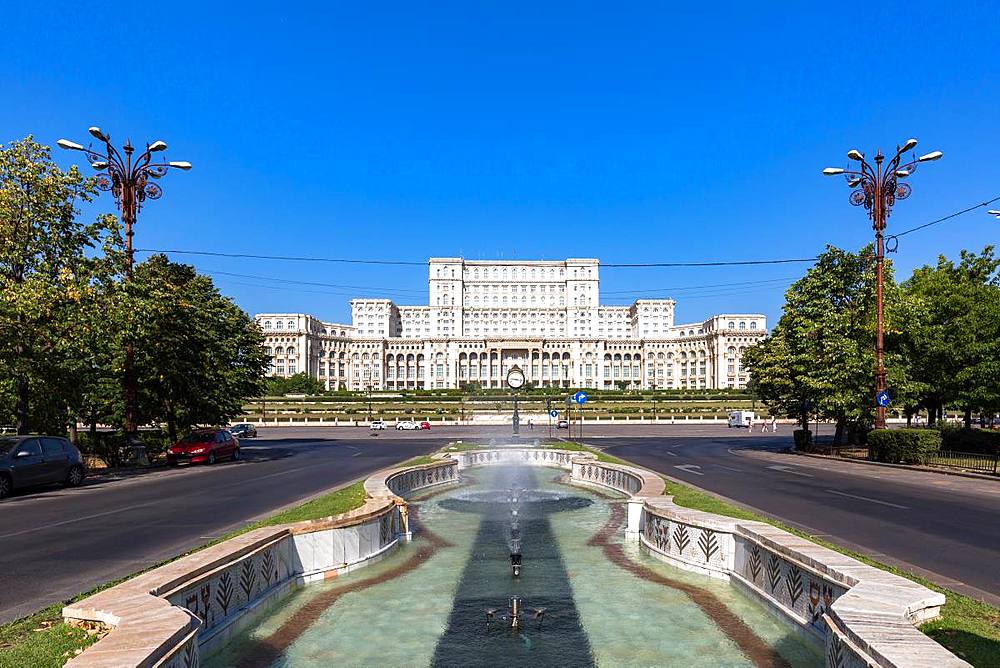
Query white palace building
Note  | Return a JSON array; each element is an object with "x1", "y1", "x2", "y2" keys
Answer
[{"x1": 256, "y1": 258, "x2": 767, "y2": 391}]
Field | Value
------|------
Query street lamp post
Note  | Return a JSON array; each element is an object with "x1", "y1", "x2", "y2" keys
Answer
[
  {"x1": 364, "y1": 369, "x2": 373, "y2": 422},
  {"x1": 58, "y1": 128, "x2": 191, "y2": 445},
  {"x1": 823, "y1": 139, "x2": 941, "y2": 430},
  {"x1": 507, "y1": 366, "x2": 525, "y2": 436}
]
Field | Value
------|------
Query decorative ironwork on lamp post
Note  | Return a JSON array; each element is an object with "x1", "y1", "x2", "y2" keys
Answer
[
  {"x1": 57, "y1": 128, "x2": 191, "y2": 442},
  {"x1": 823, "y1": 139, "x2": 941, "y2": 430}
]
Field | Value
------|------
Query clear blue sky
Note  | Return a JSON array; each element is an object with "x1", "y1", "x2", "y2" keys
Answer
[{"x1": 4, "y1": 2, "x2": 998, "y2": 326}]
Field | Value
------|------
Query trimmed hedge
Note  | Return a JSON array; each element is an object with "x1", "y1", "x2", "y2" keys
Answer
[
  {"x1": 868, "y1": 429, "x2": 942, "y2": 464},
  {"x1": 937, "y1": 427, "x2": 1000, "y2": 455}
]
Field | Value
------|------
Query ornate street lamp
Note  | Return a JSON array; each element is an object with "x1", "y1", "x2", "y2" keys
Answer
[
  {"x1": 823, "y1": 139, "x2": 941, "y2": 429},
  {"x1": 58, "y1": 128, "x2": 191, "y2": 444}
]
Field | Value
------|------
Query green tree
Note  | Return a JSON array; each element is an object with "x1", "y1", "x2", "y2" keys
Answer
[
  {"x1": 900, "y1": 247, "x2": 1000, "y2": 426},
  {"x1": 0, "y1": 136, "x2": 120, "y2": 434},
  {"x1": 265, "y1": 372, "x2": 325, "y2": 396},
  {"x1": 129, "y1": 255, "x2": 269, "y2": 441},
  {"x1": 744, "y1": 245, "x2": 908, "y2": 444}
]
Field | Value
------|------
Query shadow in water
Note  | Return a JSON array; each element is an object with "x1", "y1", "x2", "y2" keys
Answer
[{"x1": 432, "y1": 467, "x2": 595, "y2": 667}]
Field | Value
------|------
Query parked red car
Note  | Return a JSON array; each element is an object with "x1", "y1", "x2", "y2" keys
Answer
[
  {"x1": 166, "y1": 429, "x2": 239, "y2": 466},
  {"x1": 420, "y1": 421, "x2": 431, "y2": 430}
]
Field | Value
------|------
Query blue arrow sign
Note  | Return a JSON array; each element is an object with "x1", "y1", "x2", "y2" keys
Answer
[
  {"x1": 876, "y1": 390, "x2": 891, "y2": 408},
  {"x1": 574, "y1": 391, "x2": 588, "y2": 404},
  {"x1": 549, "y1": 409, "x2": 558, "y2": 418}
]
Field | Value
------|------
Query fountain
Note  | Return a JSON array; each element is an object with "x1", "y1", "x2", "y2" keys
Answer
[{"x1": 206, "y1": 464, "x2": 825, "y2": 667}]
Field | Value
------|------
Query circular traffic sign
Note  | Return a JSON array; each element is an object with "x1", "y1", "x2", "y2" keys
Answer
[
  {"x1": 549, "y1": 410, "x2": 558, "y2": 418},
  {"x1": 574, "y1": 391, "x2": 588, "y2": 404}
]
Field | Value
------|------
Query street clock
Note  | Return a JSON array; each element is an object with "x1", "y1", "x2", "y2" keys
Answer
[{"x1": 506, "y1": 366, "x2": 526, "y2": 390}]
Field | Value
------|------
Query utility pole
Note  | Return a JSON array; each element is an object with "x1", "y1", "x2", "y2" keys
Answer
[
  {"x1": 58, "y1": 129, "x2": 190, "y2": 447},
  {"x1": 823, "y1": 139, "x2": 942, "y2": 429}
]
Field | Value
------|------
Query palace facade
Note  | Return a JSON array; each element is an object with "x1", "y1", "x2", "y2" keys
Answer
[{"x1": 256, "y1": 258, "x2": 766, "y2": 391}]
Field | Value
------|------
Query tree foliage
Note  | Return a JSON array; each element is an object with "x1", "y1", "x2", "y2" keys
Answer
[
  {"x1": 265, "y1": 372, "x2": 326, "y2": 396},
  {"x1": 128, "y1": 255, "x2": 269, "y2": 441},
  {"x1": 900, "y1": 247, "x2": 1000, "y2": 425},
  {"x1": 744, "y1": 245, "x2": 907, "y2": 444},
  {"x1": 0, "y1": 136, "x2": 122, "y2": 434}
]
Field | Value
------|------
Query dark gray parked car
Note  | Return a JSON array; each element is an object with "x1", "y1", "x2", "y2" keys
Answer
[{"x1": 0, "y1": 435, "x2": 86, "y2": 499}]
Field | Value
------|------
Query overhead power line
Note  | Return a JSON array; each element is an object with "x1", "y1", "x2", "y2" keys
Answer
[{"x1": 136, "y1": 194, "x2": 999, "y2": 269}]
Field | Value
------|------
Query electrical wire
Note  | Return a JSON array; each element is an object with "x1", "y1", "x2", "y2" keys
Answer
[{"x1": 136, "y1": 194, "x2": 1000, "y2": 276}]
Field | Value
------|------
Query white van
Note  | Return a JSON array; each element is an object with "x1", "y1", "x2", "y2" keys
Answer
[{"x1": 728, "y1": 411, "x2": 756, "y2": 428}]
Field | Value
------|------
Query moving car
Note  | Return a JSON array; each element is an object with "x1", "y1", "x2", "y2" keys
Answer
[
  {"x1": 167, "y1": 429, "x2": 239, "y2": 466},
  {"x1": 229, "y1": 423, "x2": 257, "y2": 438},
  {"x1": 727, "y1": 411, "x2": 756, "y2": 428},
  {"x1": 396, "y1": 420, "x2": 420, "y2": 430},
  {"x1": 369, "y1": 420, "x2": 386, "y2": 430},
  {"x1": 420, "y1": 421, "x2": 431, "y2": 430},
  {"x1": 557, "y1": 419, "x2": 569, "y2": 429},
  {"x1": 0, "y1": 435, "x2": 86, "y2": 499}
]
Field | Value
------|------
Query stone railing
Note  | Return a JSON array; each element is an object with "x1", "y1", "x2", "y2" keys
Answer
[
  {"x1": 63, "y1": 459, "x2": 458, "y2": 668},
  {"x1": 449, "y1": 447, "x2": 581, "y2": 470},
  {"x1": 641, "y1": 499, "x2": 968, "y2": 668}
]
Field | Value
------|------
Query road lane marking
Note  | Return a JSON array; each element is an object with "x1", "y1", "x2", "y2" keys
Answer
[
  {"x1": 825, "y1": 490, "x2": 909, "y2": 510},
  {"x1": 766, "y1": 465, "x2": 814, "y2": 478},
  {"x1": 674, "y1": 464, "x2": 704, "y2": 476},
  {"x1": 664, "y1": 451, "x2": 678, "y2": 457}
]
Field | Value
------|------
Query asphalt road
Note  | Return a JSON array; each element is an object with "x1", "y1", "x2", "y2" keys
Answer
[
  {"x1": 0, "y1": 429, "x2": 447, "y2": 624},
  {"x1": 2, "y1": 423, "x2": 997, "y2": 624},
  {"x1": 577, "y1": 426, "x2": 1000, "y2": 607}
]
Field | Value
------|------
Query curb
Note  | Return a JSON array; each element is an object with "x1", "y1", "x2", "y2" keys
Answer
[{"x1": 791, "y1": 450, "x2": 999, "y2": 482}]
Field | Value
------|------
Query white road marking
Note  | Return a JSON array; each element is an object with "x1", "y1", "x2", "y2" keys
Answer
[
  {"x1": 664, "y1": 451, "x2": 679, "y2": 457},
  {"x1": 766, "y1": 465, "x2": 814, "y2": 478},
  {"x1": 674, "y1": 464, "x2": 704, "y2": 476},
  {"x1": 825, "y1": 489, "x2": 909, "y2": 510}
]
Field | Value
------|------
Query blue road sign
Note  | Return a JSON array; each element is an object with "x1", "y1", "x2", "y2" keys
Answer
[
  {"x1": 549, "y1": 409, "x2": 558, "y2": 418},
  {"x1": 574, "y1": 391, "x2": 588, "y2": 404},
  {"x1": 876, "y1": 390, "x2": 891, "y2": 407}
]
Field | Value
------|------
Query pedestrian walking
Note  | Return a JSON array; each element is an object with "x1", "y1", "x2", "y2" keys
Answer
[
  {"x1": 770, "y1": 416, "x2": 777, "y2": 433},
  {"x1": 746, "y1": 417, "x2": 753, "y2": 433},
  {"x1": 760, "y1": 420, "x2": 766, "y2": 433}
]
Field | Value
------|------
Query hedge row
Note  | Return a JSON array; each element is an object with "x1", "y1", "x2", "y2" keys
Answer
[
  {"x1": 937, "y1": 427, "x2": 1000, "y2": 454},
  {"x1": 868, "y1": 429, "x2": 942, "y2": 464}
]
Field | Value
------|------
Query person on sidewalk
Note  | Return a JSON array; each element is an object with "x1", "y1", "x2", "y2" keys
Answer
[
  {"x1": 746, "y1": 417, "x2": 753, "y2": 433},
  {"x1": 770, "y1": 416, "x2": 777, "y2": 432}
]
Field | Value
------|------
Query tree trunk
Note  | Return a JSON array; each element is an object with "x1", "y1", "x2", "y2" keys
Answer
[
  {"x1": 166, "y1": 402, "x2": 177, "y2": 444},
  {"x1": 938, "y1": 405, "x2": 944, "y2": 423},
  {"x1": 68, "y1": 412, "x2": 78, "y2": 444},
  {"x1": 833, "y1": 417, "x2": 847, "y2": 446},
  {"x1": 964, "y1": 406, "x2": 973, "y2": 429},
  {"x1": 15, "y1": 375, "x2": 29, "y2": 435},
  {"x1": 927, "y1": 401, "x2": 938, "y2": 426},
  {"x1": 906, "y1": 409, "x2": 913, "y2": 428},
  {"x1": 89, "y1": 414, "x2": 98, "y2": 437}
]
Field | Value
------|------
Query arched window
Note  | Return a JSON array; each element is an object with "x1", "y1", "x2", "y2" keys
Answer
[
  {"x1": 275, "y1": 321, "x2": 283, "y2": 330},
  {"x1": 739, "y1": 322, "x2": 747, "y2": 330},
  {"x1": 750, "y1": 322, "x2": 758, "y2": 329},
  {"x1": 263, "y1": 320, "x2": 272, "y2": 330},
  {"x1": 728, "y1": 321, "x2": 735, "y2": 329},
  {"x1": 286, "y1": 320, "x2": 294, "y2": 329}
]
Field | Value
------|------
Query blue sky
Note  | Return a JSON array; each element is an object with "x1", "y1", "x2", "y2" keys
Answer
[{"x1": 3, "y1": 2, "x2": 998, "y2": 326}]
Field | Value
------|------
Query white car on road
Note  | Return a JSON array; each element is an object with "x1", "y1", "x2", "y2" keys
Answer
[
  {"x1": 369, "y1": 420, "x2": 386, "y2": 430},
  {"x1": 396, "y1": 420, "x2": 420, "y2": 430}
]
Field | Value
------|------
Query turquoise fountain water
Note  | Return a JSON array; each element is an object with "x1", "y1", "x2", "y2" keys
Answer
[{"x1": 207, "y1": 466, "x2": 823, "y2": 667}]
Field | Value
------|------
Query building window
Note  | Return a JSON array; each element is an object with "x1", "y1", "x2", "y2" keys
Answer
[{"x1": 728, "y1": 321, "x2": 735, "y2": 329}]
